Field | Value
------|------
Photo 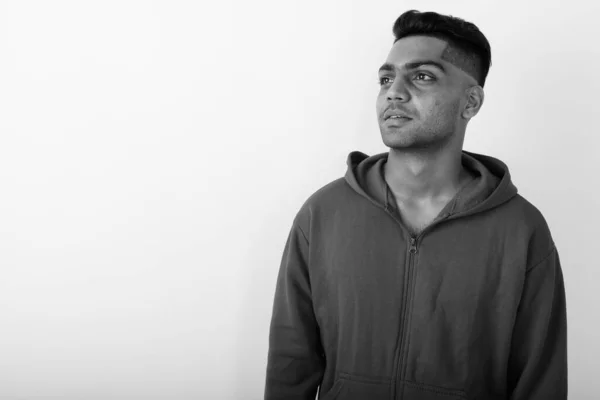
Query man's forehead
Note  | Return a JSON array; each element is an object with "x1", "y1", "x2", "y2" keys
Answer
[{"x1": 386, "y1": 36, "x2": 449, "y2": 66}]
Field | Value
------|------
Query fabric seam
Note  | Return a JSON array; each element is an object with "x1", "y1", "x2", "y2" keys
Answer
[
  {"x1": 526, "y1": 245, "x2": 556, "y2": 275},
  {"x1": 297, "y1": 222, "x2": 309, "y2": 245}
]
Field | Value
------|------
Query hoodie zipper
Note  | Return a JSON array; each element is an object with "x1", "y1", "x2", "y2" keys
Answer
[
  {"x1": 395, "y1": 235, "x2": 418, "y2": 400},
  {"x1": 382, "y1": 208, "x2": 444, "y2": 400}
]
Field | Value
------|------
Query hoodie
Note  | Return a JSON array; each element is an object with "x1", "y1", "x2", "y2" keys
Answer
[{"x1": 264, "y1": 150, "x2": 567, "y2": 400}]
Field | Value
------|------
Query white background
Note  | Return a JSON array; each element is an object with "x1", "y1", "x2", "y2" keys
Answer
[{"x1": 0, "y1": 0, "x2": 597, "y2": 399}]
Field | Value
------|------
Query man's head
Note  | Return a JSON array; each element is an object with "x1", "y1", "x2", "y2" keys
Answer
[{"x1": 376, "y1": 10, "x2": 491, "y2": 152}]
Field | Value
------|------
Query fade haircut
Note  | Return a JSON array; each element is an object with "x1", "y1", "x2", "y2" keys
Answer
[{"x1": 392, "y1": 10, "x2": 492, "y2": 87}]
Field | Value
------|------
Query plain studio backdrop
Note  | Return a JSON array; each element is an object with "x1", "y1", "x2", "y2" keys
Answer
[{"x1": 0, "y1": 0, "x2": 597, "y2": 399}]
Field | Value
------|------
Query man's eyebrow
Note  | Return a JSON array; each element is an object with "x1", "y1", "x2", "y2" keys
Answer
[
  {"x1": 378, "y1": 60, "x2": 446, "y2": 74},
  {"x1": 378, "y1": 63, "x2": 395, "y2": 73}
]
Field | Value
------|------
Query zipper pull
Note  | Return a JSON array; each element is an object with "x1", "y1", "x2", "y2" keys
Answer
[{"x1": 409, "y1": 237, "x2": 417, "y2": 254}]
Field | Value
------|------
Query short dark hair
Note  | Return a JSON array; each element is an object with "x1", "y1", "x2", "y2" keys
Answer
[{"x1": 392, "y1": 10, "x2": 492, "y2": 87}]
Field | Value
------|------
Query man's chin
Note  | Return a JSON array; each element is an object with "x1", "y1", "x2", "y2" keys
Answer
[
  {"x1": 381, "y1": 138, "x2": 414, "y2": 149},
  {"x1": 380, "y1": 129, "x2": 412, "y2": 145},
  {"x1": 383, "y1": 138, "x2": 450, "y2": 153},
  {"x1": 380, "y1": 132, "x2": 433, "y2": 150}
]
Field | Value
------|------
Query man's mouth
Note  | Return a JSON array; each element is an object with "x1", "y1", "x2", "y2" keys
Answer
[
  {"x1": 385, "y1": 115, "x2": 411, "y2": 121},
  {"x1": 383, "y1": 111, "x2": 412, "y2": 120}
]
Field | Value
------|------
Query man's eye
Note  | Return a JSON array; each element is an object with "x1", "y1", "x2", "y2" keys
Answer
[
  {"x1": 415, "y1": 73, "x2": 434, "y2": 81},
  {"x1": 378, "y1": 77, "x2": 392, "y2": 86}
]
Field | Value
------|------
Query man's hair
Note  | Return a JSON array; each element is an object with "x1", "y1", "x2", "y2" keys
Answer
[{"x1": 392, "y1": 10, "x2": 492, "y2": 87}]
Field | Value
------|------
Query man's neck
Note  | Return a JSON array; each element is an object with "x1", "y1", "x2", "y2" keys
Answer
[{"x1": 384, "y1": 146, "x2": 469, "y2": 204}]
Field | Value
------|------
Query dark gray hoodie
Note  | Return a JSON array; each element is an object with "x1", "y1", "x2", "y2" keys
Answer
[{"x1": 264, "y1": 150, "x2": 567, "y2": 400}]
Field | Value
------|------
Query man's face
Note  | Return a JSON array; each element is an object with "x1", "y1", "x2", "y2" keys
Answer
[{"x1": 376, "y1": 35, "x2": 470, "y2": 151}]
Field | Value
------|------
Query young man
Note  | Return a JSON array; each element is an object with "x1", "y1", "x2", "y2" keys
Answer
[{"x1": 264, "y1": 10, "x2": 567, "y2": 400}]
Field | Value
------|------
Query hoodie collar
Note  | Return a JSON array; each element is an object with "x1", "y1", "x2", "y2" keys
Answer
[{"x1": 344, "y1": 150, "x2": 518, "y2": 219}]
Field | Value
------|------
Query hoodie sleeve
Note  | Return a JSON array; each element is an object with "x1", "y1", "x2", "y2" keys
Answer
[
  {"x1": 508, "y1": 245, "x2": 568, "y2": 400},
  {"x1": 264, "y1": 219, "x2": 325, "y2": 400}
]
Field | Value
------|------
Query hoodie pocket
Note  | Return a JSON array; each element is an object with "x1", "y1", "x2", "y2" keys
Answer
[
  {"x1": 318, "y1": 372, "x2": 392, "y2": 400},
  {"x1": 402, "y1": 380, "x2": 467, "y2": 399}
]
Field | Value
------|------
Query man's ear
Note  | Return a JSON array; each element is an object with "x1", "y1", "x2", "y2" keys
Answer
[{"x1": 462, "y1": 85, "x2": 484, "y2": 119}]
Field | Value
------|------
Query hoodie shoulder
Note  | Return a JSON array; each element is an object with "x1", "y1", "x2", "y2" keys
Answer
[
  {"x1": 291, "y1": 177, "x2": 356, "y2": 237},
  {"x1": 509, "y1": 194, "x2": 551, "y2": 230},
  {"x1": 505, "y1": 193, "x2": 557, "y2": 270},
  {"x1": 297, "y1": 177, "x2": 353, "y2": 214}
]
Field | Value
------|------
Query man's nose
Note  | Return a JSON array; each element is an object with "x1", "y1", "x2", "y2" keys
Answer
[{"x1": 386, "y1": 78, "x2": 410, "y2": 102}]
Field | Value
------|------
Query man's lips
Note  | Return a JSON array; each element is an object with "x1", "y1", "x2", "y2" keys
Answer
[
  {"x1": 384, "y1": 116, "x2": 411, "y2": 125},
  {"x1": 385, "y1": 115, "x2": 411, "y2": 120},
  {"x1": 383, "y1": 111, "x2": 412, "y2": 120},
  {"x1": 383, "y1": 115, "x2": 412, "y2": 123}
]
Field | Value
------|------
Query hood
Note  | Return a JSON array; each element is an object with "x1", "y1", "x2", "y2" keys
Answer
[{"x1": 344, "y1": 149, "x2": 518, "y2": 219}]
